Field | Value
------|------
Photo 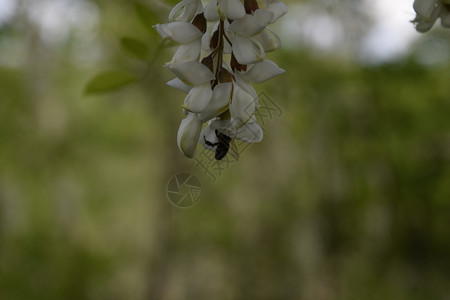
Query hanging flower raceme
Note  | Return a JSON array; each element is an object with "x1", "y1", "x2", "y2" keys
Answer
[
  {"x1": 154, "y1": 0, "x2": 287, "y2": 160},
  {"x1": 412, "y1": 0, "x2": 450, "y2": 32}
]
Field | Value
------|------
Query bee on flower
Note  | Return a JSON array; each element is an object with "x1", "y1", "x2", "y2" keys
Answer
[{"x1": 154, "y1": 0, "x2": 287, "y2": 159}]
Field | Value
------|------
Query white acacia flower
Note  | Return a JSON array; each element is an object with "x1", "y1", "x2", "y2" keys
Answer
[
  {"x1": 232, "y1": 34, "x2": 265, "y2": 64},
  {"x1": 218, "y1": 0, "x2": 246, "y2": 20},
  {"x1": 266, "y1": 0, "x2": 288, "y2": 23},
  {"x1": 241, "y1": 59, "x2": 285, "y2": 84},
  {"x1": 167, "y1": 61, "x2": 214, "y2": 86},
  {"x1": 156, "y1": 0, "x2": 287, "y2": 159},
  {"x1": 198, "y1": 82, "x2": 233, "y2": 121},
  {"x1": 230, "y1": 9, "x2": 273, "y2": 37},
  {"x1": 153, "y1": 22, "x2": 203, "y2": 44},
  {"x1": 177, "y1": 113, "x2": 203, "y2": 158},
  {"x1": 413, "y1": 0, "x2": 450, "y2": 32},
  {"x1": 199, "y1": 116, "x2": 263, "y2": 151},
  {"x1": 169, "y1": 0, "x2": 203, "y2": 22},
  {"x1": 167, "y1": 77, "x2": 192, "y2": 93},
  {"x1": 230, "y1": 81, "x2": 258, "y2": 127}
]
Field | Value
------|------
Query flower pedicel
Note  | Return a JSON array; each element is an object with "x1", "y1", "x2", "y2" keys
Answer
[{"x1": 154, "y1": 0, "x2": 287, "y2": 159}]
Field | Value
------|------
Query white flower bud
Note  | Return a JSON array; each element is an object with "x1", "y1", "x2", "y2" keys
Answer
[
  {"x1": 218, "y1": 0, "x2": 246, "y2": 20},
  {"x1": 177, "y1": 113, "x2": 203, "y2": 158}
]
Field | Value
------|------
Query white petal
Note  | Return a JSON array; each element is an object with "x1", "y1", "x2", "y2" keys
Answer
[
  {"x1": 231, "y1": 120, "x2": 263, "y2": 142},
  {"x1": 230, "y1": 10, "x2": 273, "y2": 37},
  {"x1": 441, "y1": 11, "x2": 450, "y2": 27},
  {"x1": 204, "y1": 0, "x2": 219, "y2": 21},
  {"x1": 266, "y1": 0, "x2": 288, "y2": 23},
  {"x1": 413, "y1": 0, "x2": 439, "y2": 18},
  {"x1": 201, "y1": 31, "x2": 212, "y2": 50},
  {"x1": 177, "y1": 113, "x2": 203, "y2": 158},
  {"x1": 153, "y1": 22, "x2": 202, "y2": 44},
  {"x1": 232, "y1": 35, "x2": 265, "y2": 65},
  {"x1": 218, "y1": 0, "x2": 245, "y2": 20},
  {"x1": 198, "y1": 82, "x2": 232, "y2": 121},
  {"x1": 169, "y1": 0, "x2": 202, "y2": 22},
  {"x1": 255, "y1": 27, "x2": 281, "y2": 52},
  {"x1": 242, "y1": 60, "x2": 285, "y2": 83},
  {"x1": 168, "y1": 61, "x2": 215, "y2": 86},
  {"x1": 167, "y1": 78, "x2": 192, "y2": 93},
  {"x1": 169, "y1": 40, "x2": 202, "y2": 64},
  {"x1": 230, "y1": 84, "x2": 257, "y2": 127},
  {"x1": 234, "y1": 72, "x2": 257, "y2": 99},
  {"x1": 183, "y1": 84, "x2": 213, "y2": 113}
]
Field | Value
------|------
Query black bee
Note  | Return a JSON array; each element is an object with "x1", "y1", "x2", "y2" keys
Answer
[{"x1": 204, "y1": 130, "x2": 233, "y2": 160}]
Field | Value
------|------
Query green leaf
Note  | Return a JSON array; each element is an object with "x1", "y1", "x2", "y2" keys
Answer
[
  {"x1": 134, "y1": 2, "x2": 158, "y2": 34},
  {"x1": 84, "y1": 71, "x2": 137, "y2": 95},
  {"x1": 120, "y1": 37, "x2": 149, "y2": 60}
]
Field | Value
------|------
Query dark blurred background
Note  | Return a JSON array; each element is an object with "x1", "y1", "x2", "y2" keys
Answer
[{"x1": 1, "y1": 0, "x2": 450, "y2": 299}]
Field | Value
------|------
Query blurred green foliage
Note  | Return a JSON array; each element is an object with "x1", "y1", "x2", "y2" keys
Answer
[{"x1": 0, "y1": 0, "x2": 449, "y2": 299}]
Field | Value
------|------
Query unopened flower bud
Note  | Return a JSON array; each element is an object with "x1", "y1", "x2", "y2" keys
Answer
[{"x1": 177, "y1": 113, "x2": 203, "y2": 158}]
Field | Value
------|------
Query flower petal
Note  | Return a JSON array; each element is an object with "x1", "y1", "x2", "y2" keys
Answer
[
  {"x1": 242, "y1": 60, "x2": 285, "y2": 83},
  {"x1": 168, "y1": 61, "x2": 215, "y2": 85},
  {"x1": 218, "y1": 0, "x2": 245, "y2": 20},
  {"x1": 204, "y1": 0, "x2": 220, "y2": 21},
  {"x1": 169, "y1": 39, "x2": 202, "y2": 64},
  {"x1": 201, "y1": 31, "x2": 212, "y2": 50},
  {"x1": 198, "y1": 82, "x2": 232, "y2": 121},
  {"x1": 169, "y1": 0, "x2": 202, "y2": 22},
  {"x1": 230, "y1": 83, "x2": 257, "y2": 127},
  {"x1": 225, "y1": 118, "x2": 263, "y2": 142},
  {"x1": 413, "y1": 0, "x2": 439, "y2": 18},
  {"x1": 266, "y1": 0, "x2": 288, "y2": 23},
  {"x1": 183, "y1": 83, "x2": 213, "y2": 113},
  {"x1": 254, "y1": 27, "x2": 281, "y2": 52},
  {"x1": 153, "y1": 22, "x2": 202, "y2": 44},
  {"x1": 177, "y1": 113, "x2": 203, "y2": 158},
  {"x1": 441, "y1": 11, "x2": 450, "y2": 27},
  {"x1": 232, "y1": 35, "x2": 265, "y2": 65},
  {"x1": 167, "y1": 78, "x2": 192, "y2": 93},
  {"x1": 234, "y1": 72, "x2": 257, "y2": 99},
  {"x1": 230, "y1": 9, "x2": 273, "y2": 37}
]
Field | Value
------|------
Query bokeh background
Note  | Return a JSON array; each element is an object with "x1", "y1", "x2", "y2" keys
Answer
[{"x1": 1, "y1": 0, "x2": 450, "y2": 299}]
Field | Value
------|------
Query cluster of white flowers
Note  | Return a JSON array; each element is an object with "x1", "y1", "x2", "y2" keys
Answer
[
  {"x1": 154, "y1": 0, "x2": 287, "y2": 159},
  {"x1": 413, "y1": 0, "x2": 450, "y2": 32}
]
